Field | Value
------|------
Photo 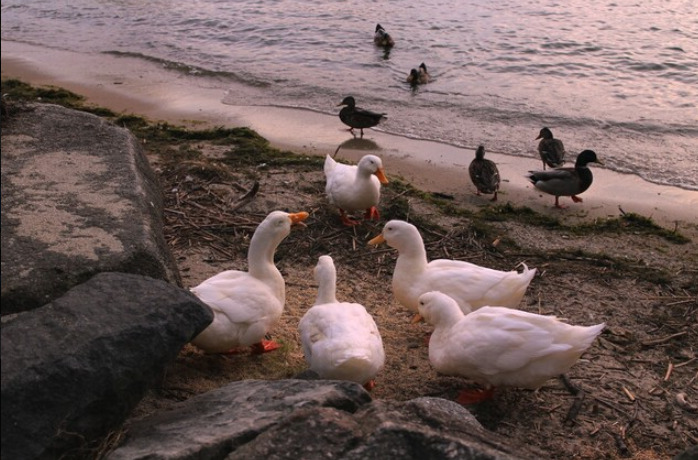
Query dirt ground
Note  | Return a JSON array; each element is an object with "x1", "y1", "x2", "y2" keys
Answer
[{"x1": 129, "y1": 139, "x2": 697, "y2": 460}]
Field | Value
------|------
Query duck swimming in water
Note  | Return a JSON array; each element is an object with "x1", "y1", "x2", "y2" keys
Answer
[
  {"x1": 468, "y1": 145, "x2": 500, "y2": 201},
  {"x1": 536, "y1": 127, "x2": 566, "y2": 170},
  {"x1": 407, "y1": 63, "x2": 430, "y2": 85},
  {"x1": 337, "y1": 96, "x2": 387, "y2": 138},
  {"x1": 526, "y1": 149, "x2": 603, "y2": 209},
  {"x1": 374, "y1": 23, "x2": 395, "y2": 47}
]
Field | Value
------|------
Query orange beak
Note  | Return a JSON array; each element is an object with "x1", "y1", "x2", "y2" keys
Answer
[
  {"x1": 288, "y1": 211, "x2": 309, "y2": 227},
  {"x1": 374, "y1": 168, "x2": 389, "y2": 184},
  {"x1": 368, "y1": 234, "x2": 386, "y2": 246}
]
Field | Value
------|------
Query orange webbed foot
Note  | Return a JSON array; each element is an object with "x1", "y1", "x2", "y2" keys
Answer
[
  {"x1": 364, "y1": 206, "x2": 380, "y2": 221},
  {"x1": 339, "y1": 209, "x2": 360, "y2": 226},
  {"x1": 455, "y1": 387, "x2": 496, "y2": 405},
  {"x1": 571, "y1": 195, "x2": 583, "y2": 203},
  {"x1": 363, "y1": 380, "x2": 376, "y2": 391},
  {"x1": 250, "y1": 340, "x2": 281, "y2": 354}
]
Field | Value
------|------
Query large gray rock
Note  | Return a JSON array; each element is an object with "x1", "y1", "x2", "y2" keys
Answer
[
  {"x1": 109, "y1": 379, "x2": 372, "y2": 459},
  {"x1": 1, "y1": 272, "x2": 213, "y2": 460},
  {"x1": 229, "y1": 397, "x2": 532, "y2": 460},
  {"x1": 109, "y1": 381, "x2": 535, "y2": 460},
  {"x1": 1, "y1": 103, "x2": 180, "y2": 315}
]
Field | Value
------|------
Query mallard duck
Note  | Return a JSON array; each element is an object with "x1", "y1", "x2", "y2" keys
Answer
[
  {"x1": 468, "y1": 145, "x2": 500, "y2": 201},
  {"x1": 407, "y1": 63, "x2": 430, "y2": 85},
  {"x1": 418, "y1": 291, "x2": 605, "y2": 404},
  {"x1": 324, "y1": 153, "x2": 389, "y2": 226},
  {"x1": 368, "y1": 220, "x2": 536, "y2": 319},
  {"x1": 374, "y1": 23, "x2": 395, "y2": 47},
  {"x1": 190, "y1": 210, "x2": 309, "y2": 354},
  {"x1": 337, "y1": 96, "x2": 387, "y2": 138},
  {"x1": 526, "y1": 149, "x2": 603, "y2": 209},
  {"x1": 299, "y1": 255, "x2": 385, "y2": 390},
  {"x1": 536, "y1": 127, "x2": 566, "y2": 169}
]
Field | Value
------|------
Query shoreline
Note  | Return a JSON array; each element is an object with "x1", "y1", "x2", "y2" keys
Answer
[{"x1": 2, "y1": 40, "x2": 697, "y2": 230}]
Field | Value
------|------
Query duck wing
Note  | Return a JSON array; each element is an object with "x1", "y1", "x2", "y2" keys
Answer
[
  {"x1": 444, "y1": 307, "x2": 603, "y2": 388},
  {"x1": 527, "y1": 168, "x2": 584, "y2": 196},
  {"x1": 340, "y1": 106, "x2": 386, "y2": 129},
  {"x1": 469, "y1": 159, "x2": 500, "y2": 193},
  {"x1": 299, "y1": 303, "x2": 384, "y2": 383},
  {"x1": 539, "y1": 139, "x2": 566, "y2": 168},
  {"x1": 416, "y1": 260, "x2": 534, "y2": 309}
]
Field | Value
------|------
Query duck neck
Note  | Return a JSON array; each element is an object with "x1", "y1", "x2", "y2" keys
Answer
[
  {"x1": 395, "y1": 240, "x2": 429, "y2": 275},
  {"x1": 575, "y1": 166, "x2": 594, "y2": 193},
  {"x1": 247, "y1": 232, "x2": 285, "y2": 299},
  {"x1": 432, "y1": 305, "x2": 465, "y2": 333},
  {"x1": 315, "y1": 270, "x2": 338, "y2": 305}
]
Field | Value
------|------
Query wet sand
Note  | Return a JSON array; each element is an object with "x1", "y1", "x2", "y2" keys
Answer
[{"x1": 3, "y1": 40, "x2": 696, "y2": 229}]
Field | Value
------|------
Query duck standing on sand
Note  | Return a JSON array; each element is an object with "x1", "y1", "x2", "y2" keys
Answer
[
  {"x1": 337, "y1": 96, "x2": 387, "y2": 138},
  {"x1": 468, "y1": 145, "x2": 500, "y2": 201},
  {"x1": 374, "y1": 23, "x2": 395, "y2": 47},
  {"x1": 407, "y1": 63, "x2": 430, "y2": 85},
  {"x1": 299, "y1": 255, "x2": 385, "y2": 390},
  {"x1": 418, "y1": 291, "x2": 605, "y2": 404},
  {"x1": 536, "y1": 127, "x2": 566, "y2": 170},
  {"x1": 368, "y1": 220, "x2": 536, "y2": 320},
  {"x1": 526, "y1": 149, "x2": 603, "y2": 209},
  {"x1": 190, "y1": 210, "x2": 309, "y2": 354},
  {"x1": 324, "y1": 153, "x2": 389, "y2": 226}
]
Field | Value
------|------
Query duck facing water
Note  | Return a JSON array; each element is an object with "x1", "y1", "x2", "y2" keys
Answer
[
  {"x1": 468, "y1": 145, "x2": 500, "y2": 201},
  {"x1": 526, "y1": 149, "x2": 603, "y2": 209},
  {"x1": 536, "y1": 127, "x2": 566, "y2": 170},
  {"x1": 299, "y1": 255, "x2": 385, "y2": 390}
]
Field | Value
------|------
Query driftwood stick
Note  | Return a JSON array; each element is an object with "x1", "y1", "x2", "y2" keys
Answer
[
  {"x1": 230, "y1": 181, "x2": 260, "y2": 212},
  {"x1": 641, "y1": 331, "x2": 687, "y2": 347}
]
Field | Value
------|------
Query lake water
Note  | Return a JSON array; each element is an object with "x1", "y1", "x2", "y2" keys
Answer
[{"x1": 2, "y1": 0, "x2": 697, "y2": 190}]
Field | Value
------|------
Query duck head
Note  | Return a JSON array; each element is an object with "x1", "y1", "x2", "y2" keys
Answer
[
  {"x1": 536, "y1": 127, "x2": 554, "y2": 140},
  {"x1": 337, "y1": 96, "x2": 356, "y2": 108},
  {"x1": 575, "y1": 149, "x2": 604, "y2": 167}
]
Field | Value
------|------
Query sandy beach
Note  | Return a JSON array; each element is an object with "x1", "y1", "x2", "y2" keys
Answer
[{"x1": 2, "y1": 40, "x2": 696, "y2": 229}]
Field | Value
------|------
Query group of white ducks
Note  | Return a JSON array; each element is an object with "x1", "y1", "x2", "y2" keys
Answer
[{"x1": 188, "y1": 151, "x2": 605, "y2": 404}]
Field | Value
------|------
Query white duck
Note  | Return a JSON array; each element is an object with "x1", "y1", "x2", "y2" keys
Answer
[
  {"x1": 299, "y1": 255, "x2": 385, "y2": 390},
  {"x1": 418, "y1": 291, "x2": 605, "y2": 404},
  {"x1": 368, "y1": 220, "x2": 536, "y2": 319},
  {"x1": 190, "y1": 210, "x2": 309, "y2": 354},
  {"x1": 324, "y1": 153, "x2": 389, "y2": 226}
]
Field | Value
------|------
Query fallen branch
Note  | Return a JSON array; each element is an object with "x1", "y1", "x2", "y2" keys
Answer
[
  {"x1": 641, "y1": 331, "x2": 687, "y2": 347},
  {"x1": 230, "y1": 180, "x2": 259, "y2": 212}
]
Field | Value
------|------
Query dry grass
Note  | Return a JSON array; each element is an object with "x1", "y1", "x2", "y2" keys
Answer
[{"x1": 124, "y1": 136, "x2": 698, "y2": 459}]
